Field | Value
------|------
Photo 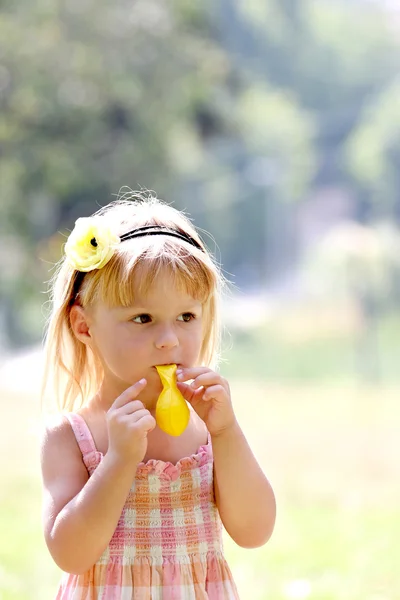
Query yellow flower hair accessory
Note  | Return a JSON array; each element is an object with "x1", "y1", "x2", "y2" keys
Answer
[
  {"x1": 64, "y1": 217, "x2": 120, "y2": 272},
  {"x1": 64, "y1": 219, "x2": 205, "y2": 273}
]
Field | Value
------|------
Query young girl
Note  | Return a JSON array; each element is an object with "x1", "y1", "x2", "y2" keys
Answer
[{"x1": 40, "y1": 192, "x2": 276, "y2": 599}]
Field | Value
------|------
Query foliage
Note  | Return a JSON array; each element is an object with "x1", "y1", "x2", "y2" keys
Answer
[
  {"x1": 0, "y1": 0, "x2": 399, "y2": 346},
  {"x1": 345, "y1": 80, "x2": 400, "y2": 218}
]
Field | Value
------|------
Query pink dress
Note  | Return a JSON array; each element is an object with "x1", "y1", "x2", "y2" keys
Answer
[{"x1": 55, "y1": 413, "x2": 240, "y2": 599}]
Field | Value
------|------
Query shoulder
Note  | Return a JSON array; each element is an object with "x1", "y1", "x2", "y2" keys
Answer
[
  {"x1": 40, "y1": 414, "x2": 89, "y2": 541},
  {"x1": 40, "y1": 413, "x2": 83, "y2": 474},
  {"x1": 40, "y1": 413, "x2": 77, "y2": 448}
]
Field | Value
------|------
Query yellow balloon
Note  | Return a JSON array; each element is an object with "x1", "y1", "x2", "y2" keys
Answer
[{"x1": 155, "y1": 364, "x2": 190, "y2": 436}]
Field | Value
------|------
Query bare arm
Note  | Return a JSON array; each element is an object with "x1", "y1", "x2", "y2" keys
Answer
[
  {"x1": 212, "y1": 421, "x2": 276, "y2": 548},
  {"x1": 41, "y1": 380, "x2": 155, "y2": 575},
  {"x1": 176, "y1": 367, "x2": 276, "y2": 549},
  {"x1": 41, "y1": 424, "x2": 136, "y2": 574}
]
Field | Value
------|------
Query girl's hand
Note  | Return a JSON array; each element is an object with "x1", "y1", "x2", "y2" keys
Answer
[
  {"x1": 106, "y1": 379, "x2": 156, "y2": 467},
  {"x1": 176, "y1": 367, "x2": 237, "y2": 437}
]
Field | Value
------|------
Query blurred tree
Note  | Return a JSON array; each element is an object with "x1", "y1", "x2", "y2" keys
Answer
[
  {"x1": 302, "y1": 220, "x2": 400, "y2": 382},
  {"x1": 344, "y1": 80, "x2": 400, "y2": 222},
  {"x1": 0, "y1": 0, "x2": 231, "y2": 344},
  {"x1": 0, "y1": 0, "x2": 399, "y2": 347},
  {"x1": 224, "y1": 0, "x2": 398, "y2": 182}
]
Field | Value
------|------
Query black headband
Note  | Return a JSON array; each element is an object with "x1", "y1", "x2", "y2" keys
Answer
[
  {"x1": 70, "y1": 225, "x2": 204, "y2": 303},
  {"x1": 120, "y1": 225, "x2": 204, "y2": 252}
]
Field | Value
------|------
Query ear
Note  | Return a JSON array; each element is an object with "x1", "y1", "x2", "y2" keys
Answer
[{"x1": 69, "y1": 305, "x2": 93, "y2": 345}]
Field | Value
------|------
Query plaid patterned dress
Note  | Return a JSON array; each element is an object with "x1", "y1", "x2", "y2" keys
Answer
[{"x1": 55, "y1": 413, "x2": 240, "y2": 599}]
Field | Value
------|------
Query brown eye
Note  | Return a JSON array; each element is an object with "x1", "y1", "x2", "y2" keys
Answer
[
  {"x1": 178, "y1": 313, "x2": 195, "y2": 322},
  {"x1": 132, "y1": 314, "x2": 151, "y2": 324}
]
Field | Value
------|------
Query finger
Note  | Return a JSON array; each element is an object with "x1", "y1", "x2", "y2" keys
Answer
[
  {"x1": 121, "y1": 408, "x2": 151, "y2": 422},
  {"x1": 176, "y1": 367, "x2": 211, "y2": 383},
  {"x1": 177, "y1": 382, "x2": 205, "y2": 406},
  {"x1": 121, "y1": 410, "x2": 156, "y2": 428},
  {"x1": 121, "y1": 408, "x2": 155, "y2": 425},
  {"x1": 202, "y1": 384, "x2": 224, "y2": 401},
  {"x1": 176, "y1": 381, "x2": 195, "y2": 402},
  {"x1": 116, "y1": 400, "x2": 146, "y2": 416},
  {"x1": 134, "y1": 413, "x2": 156, "y2": 434},
  {"x1": 111, "y1": 379, "x2": 147, "y2": 410},
  {"x1": 189, "y1": 372, "x2": 224, "y2": 390}
]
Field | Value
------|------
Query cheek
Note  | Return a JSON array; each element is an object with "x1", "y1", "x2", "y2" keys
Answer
[
  {"x1": 92, "y1": 336, "x2": 120, "y2": 365},
  {"x1": 91, "y1": 324, "x2": 134, "y2": 360},
  {"x1": 186, "y1": 325, "x2": 203, "y2": 354},
  {"x1": 94, "y1": 335, "x2": 147, "y2": 375}
]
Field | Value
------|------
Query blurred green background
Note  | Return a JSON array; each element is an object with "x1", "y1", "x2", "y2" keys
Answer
[{"x1": 1, "y1": 0, "x2": 400, "y2": 598}]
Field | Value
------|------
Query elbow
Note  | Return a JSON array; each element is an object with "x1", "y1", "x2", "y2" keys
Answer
[
  {"x1": 234, "y1": 525, "x2": 274, "y2": 549},
  {"x1": 229, "y1": 504, "x2": 276, "y2": 549},
  {"x1": 49, "y1": 547, "x2": 94, "y2": 576},
  {"x1": 233, "y1": 520, "x2": 275, "y2": 549},
  {"x1": 46, "y1": 534, "x2": 96, "y2": 576},
  {"x1": 58, "y1": 564, "x2": 90, "y2": 576}
]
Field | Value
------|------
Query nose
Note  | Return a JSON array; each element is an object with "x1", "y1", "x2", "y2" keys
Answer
[{"x1": 154, "y1": 323, "x2": 179, "y2": 350}]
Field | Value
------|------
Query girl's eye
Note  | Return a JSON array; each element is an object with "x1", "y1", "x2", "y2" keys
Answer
[
  {"x1": 178, "y1": 312, "x2": 196, "y2": 322},
  {"x1": 132, "y1": 314, "x2": 151, "y2": 324}
]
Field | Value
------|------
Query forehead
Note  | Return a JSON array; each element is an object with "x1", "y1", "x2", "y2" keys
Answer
[
  {"x1": 92, "y1": 262, "x2": 207, "y2": 311},
  {"x1": 131, "y1": 269, "x2": 201, "y2": 308}
]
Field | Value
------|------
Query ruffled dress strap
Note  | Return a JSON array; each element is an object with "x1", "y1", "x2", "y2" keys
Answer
[{"x1": 64, "y1": 413, "x2": 103, "y2": 474}]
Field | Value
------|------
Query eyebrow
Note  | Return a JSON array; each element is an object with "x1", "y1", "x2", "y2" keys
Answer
[{"x1": 119, "y1": 302, "x2": 202, "y2": 312}]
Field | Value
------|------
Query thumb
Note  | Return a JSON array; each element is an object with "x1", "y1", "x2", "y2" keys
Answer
[
  {"x1": 177, "y1": 381, "x2": 194, "y2": 402},
  {"x1": 177, "y1": 382, "x2": 203, "y2": 407}
]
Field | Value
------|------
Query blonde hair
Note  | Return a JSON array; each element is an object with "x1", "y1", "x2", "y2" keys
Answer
[{"x1": 41, "y1": 191, "x2": 226, "y2": 412}]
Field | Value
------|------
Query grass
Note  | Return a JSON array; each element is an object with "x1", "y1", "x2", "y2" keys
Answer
[
  {"x1": 0, "y1": 374, "x2": 399, "y2": 599},
  {"x1": 221, "y1": 307, "x2": 400, "y2": 384},
  {"x1": 224, "y1": 381, "x2": 400, "y2": 600}
]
